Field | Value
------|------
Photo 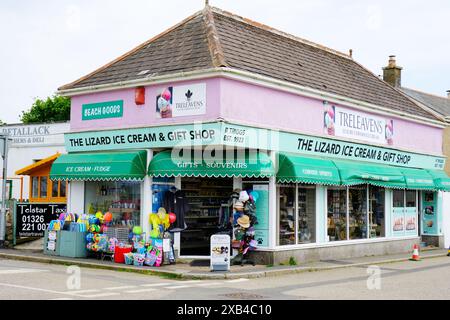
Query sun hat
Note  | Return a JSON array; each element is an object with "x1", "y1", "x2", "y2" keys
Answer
[
  {"x1": 239, "y1": 191, "x2": 250, "y2": 202},
  {"x1": 234, "y1": 201, "x2": 245, "y2": 212},
  {"x1": 237, "y1": 215, "x2": 251, "y2": 228}
]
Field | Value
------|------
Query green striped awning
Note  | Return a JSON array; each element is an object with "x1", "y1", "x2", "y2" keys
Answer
[
  {"x1": 277, "y1": 153, "x2": 341, "y2": 185},
  {"x1": 401, "y1": 168, "x2": 436, "y2": 190},
  {"x1": 333, "y1": 160, "x2": 406, "y2": 189},
  {"x1": 148, "y1": 150, "x2": 274, "y2": 178},
  {"x1": 427, "y1": 170, "x2": 450, "y2": 191},
  {"x1": 50, "y1": 151, "x2": 147, "y2": 181}
]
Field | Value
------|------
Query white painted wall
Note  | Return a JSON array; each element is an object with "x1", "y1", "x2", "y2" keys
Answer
[
  {"x1": 0, "y1": 122, "x2": 69, "y2": 200},
  {"x1": 67, "y1": 181, "x2": 85, "y2": 214},
  {"x1": 442, "y1": 192, "x2": 450, "y2": 248}
]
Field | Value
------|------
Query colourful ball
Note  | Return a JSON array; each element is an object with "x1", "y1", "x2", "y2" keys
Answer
[
  {"x1": 169, "y1": 213, "x2": 176, "y2": 224},
  {"x1": 104, "y1": 212, "x2": 112, "y2": 223},
  {"x1": 133, "y1": 226, "x2": 143, "y2": 235}
]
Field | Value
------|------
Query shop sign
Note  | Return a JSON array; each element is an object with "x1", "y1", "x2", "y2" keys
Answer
[
  {"x1": 210, "y1": 234, "x2": 230, "y2": 271},
  {"x1": 392, "y1": 208, "x2": 405, "y2": 237},
  {"x1": 16, "y1": 203, "x2": 66, "y2": 238},
  {"x1": 323, "y1": 103, "x2": 394, "y2": 145},
  {"x1": 404, "y1": 208, "x2": 418, "y2": 237},
  {"x1": 1, "y1": 122, "x2": 69, "y2": 147},
  {"x1": 156, "y1": 83, "x2": 206, "y2": 118},
  {"x1": 82, "y1": 100, "x2": 124, "y2": 121},
  {"x1": 64, "y1": 122, "x2": 446, "y2": 170}
]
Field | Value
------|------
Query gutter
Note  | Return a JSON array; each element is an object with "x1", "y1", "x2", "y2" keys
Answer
[{"x1": 57, "y1": 67, "x2": 446, "y2": 128}]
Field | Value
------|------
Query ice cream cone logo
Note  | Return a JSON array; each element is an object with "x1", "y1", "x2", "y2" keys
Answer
[
  {"x1": 323, "y1": 102, "x2": 335, "y2": 136},
  {"x1": 156, "y1": 87, "x2": 173, "y2": 118},
  {"x1": 385, "y1": 120, "x2": 394, "y2": 145}
]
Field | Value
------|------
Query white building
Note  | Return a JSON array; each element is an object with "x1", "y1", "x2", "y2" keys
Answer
[{"x1": 0, "y1": 122, "x2": 69, "y2": 201}]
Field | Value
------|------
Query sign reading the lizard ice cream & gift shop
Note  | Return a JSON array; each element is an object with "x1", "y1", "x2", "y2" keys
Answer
[
  {"x1": 82, "y1": 100, "x2": 124, "y2": 121},
  {"x1": 323, "y1": 102, "x2": 394, "y2": 146},
  {"x1": 64, "y1": 122, "x2": 445, "y2": 170}
]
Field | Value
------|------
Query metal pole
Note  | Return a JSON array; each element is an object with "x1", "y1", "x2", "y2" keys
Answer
[{"x1": 0, "y1": 135, "x2": 9, "y2": 247}]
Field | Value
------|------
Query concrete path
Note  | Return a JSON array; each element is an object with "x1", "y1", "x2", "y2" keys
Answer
[{"x1": 0, "y1": 247, "x2": 447, "y2": 280}]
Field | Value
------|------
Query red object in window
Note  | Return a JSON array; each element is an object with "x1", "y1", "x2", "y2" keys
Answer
[{"x1": 135, "y1": 87, "x2": 145, "y2": 105}]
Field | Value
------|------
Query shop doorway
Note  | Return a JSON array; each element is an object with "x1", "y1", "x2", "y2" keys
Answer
[
  {"x1": 180, "y1": 177, "x2": 233, "y2": 256},
  {"x1": 392, "y1": 190, "x2": 418, "y2": 237}
]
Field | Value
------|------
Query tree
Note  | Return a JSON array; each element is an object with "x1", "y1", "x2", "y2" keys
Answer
[{"x1": 20, "y1": 95, "x2": 70, "y2": 124}]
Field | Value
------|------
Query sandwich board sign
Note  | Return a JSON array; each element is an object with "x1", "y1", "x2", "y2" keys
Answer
[{"x1": 210, "y1": 234, "x2": 230, "y2": 272}]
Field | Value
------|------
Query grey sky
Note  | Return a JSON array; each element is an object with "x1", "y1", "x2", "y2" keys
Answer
[{"x1": 1, "y1": 0, "x2": 449, "y2": 123}]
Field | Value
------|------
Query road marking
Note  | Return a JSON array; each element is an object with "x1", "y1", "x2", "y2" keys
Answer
[
  {"x1": 104, "y1": 285, "x2": 137, "y2": 290},
  {"x1": 226, "y1": 278, "x2": 249, "y2": 283},
  {"x1": 0, "y1": 269, "x2": 47, "y2": 275},
  {"x1": 140, "y1": 283, "x2": 173, "y2": 287},
  {"x1": 179, "y1": 280, "x2": 203, "y2": 284},
  {"x1": 195, "y1": 282, "x2": 222, "y2": 287},
  {"x1": 124, "y1": 288, "x2": 157, "y2": 294},
  {"x1": 0, "y1": 282, "x2": 63, "y2": 295},
  {"x1": 165, "y1": 285, "x2": 191, "y2": 290},
  {"x1": 65, "y1": 289, "x2": 100, "y2": 295},
  {"x1": 81, "y1": 292, "x2": 120, "y2": 298}
]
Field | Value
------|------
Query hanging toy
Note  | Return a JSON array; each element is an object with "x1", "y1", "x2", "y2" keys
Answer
[
  {"x1": 103, "y1": 211, "x2": 113, "y2": 224},
  {"x1": 168, "y1": 212, "x2": 177, "y2": 224}
]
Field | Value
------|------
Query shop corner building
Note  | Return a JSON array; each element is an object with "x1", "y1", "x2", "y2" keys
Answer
[{"x1": 53, "y1": 6, "x2": 450, "y2": 264}]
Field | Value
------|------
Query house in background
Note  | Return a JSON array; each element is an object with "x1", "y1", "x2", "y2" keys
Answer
[{"x1": 382, "y1": 56, "x2": 450, "y2": 249}]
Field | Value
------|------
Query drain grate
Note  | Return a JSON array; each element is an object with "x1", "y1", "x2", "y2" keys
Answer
[{"x1": 221, "y1": 292, "x2": 267, "y2": 300}]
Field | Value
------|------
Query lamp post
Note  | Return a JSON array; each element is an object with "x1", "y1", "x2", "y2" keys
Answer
[{"x1": 0, "y1": 134, "x2": 11, "y2": 247}]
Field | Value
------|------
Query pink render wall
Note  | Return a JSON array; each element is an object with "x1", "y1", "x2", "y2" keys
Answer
[
  {"x1": 70, "y1": 78, "x2": 221, "y2": 132},
  {"x1": 69, "y1": 76, "x2": 444, "y2": 155},
  {"x1": 219, "y1": 78, "x2": 444, "y2": 155}
]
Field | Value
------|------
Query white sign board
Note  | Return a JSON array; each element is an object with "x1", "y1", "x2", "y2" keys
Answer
[
  {"x1": 324, "y1": 104, "x2": 394, "y2": 146},
  {"x1": 210, "y1": 234, "x2": 230, "y2": 272},
  {"x1": 0, "y1": 122, "x2": 69, "y2": 147},
  {"x1": 156, "y1": 83, "x2": 207, "y2": 118}
]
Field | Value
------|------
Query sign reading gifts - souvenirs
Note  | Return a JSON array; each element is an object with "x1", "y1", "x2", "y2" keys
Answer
[
  {"x1": 323, "y1": 102, "x2": 394, "y2": 145},
  {"x1": 156, "y1": 83, "x2": 206, "y2": 118}
]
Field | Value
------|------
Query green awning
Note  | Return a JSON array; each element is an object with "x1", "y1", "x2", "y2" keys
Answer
[
  {"x1": 427, "y1": 170, "x2": 450, "y2": 191},
  {"x1": 401, "y1": 168, "x2": 436, "y2": 190},
  {"x1": 148, "y1": 150, "x2": 274, "y2": 178},
  {"x1": 333, "y1": 160, "x2": 406, "y2": 189},
  {"x1": 50, "y1": 151, "x2": 147, "y2": 181},
  {"x1": 277, "y1": 153, "x2": 341, "y2": 185}
]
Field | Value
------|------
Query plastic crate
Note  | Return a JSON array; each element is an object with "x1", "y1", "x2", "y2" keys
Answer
[{"x1": 59, "y1": 231, "x2": 88, "y2": 258}]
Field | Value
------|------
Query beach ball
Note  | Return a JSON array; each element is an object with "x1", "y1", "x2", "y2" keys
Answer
[
  {"x1": 133, "y1": 226, "x2": 143, "y2": 235},
  {"x1": 169, "y1": 213, "x2": 176, "y2": 224},
  {"x1": 104, "y1": 212, "x2": 112, "y2": 223}
]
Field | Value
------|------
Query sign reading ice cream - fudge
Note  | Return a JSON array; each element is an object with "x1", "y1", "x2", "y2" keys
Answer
[
  {"x1": 156, "y1": 83, "x2": 206, "y2": 118},
  {"x1": 323, "y1": 102, "x2": 394, "y2": 145}
]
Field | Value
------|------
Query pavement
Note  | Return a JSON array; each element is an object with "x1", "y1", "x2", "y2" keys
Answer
[
  {"x1": 1, "y1": 254, "x2": 450, "y2": 300},
  {"x1": 0, "y1": 246, "x2": 447, "y2": 280}
]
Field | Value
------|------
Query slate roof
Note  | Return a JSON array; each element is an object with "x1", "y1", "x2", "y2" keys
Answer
[
  {"x1": 59, "y1": 6, "x2": 439, "y2": 121},
  {"x1": 400, "y1": 87, "x2": 450, "y2": 117}
]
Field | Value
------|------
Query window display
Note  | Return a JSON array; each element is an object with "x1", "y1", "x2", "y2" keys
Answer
[
  {"x1": 369, "y1": 186, "x2": 385, "y2": 238},
  {"x1": 327, "y1": 187, "x2": 347, "y2": 241},
  {"x1": 278, "y1": 185, "x2": 295, "y2": 245},
  {"x1": 348, "y1": 185, "x2": 367, "y2": 240},
  {"x1": 298, "y1": 186, "x2": 315, "y2": 243},
  {"x1": 84, "y1": 181, "x2": 141, "y2": 227}
]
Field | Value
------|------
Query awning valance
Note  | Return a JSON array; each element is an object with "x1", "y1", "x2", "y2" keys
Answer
[
  {"x1": 331, "y1": 160, "x2": 407, "y2": 189},
  {"x1": 148, "y1": 150, "x2": 274, "y2": 178},
  {"x1": 427, "y1": 170, "x2": 450, "y2": 191},
  {"x1": 50, "y1": 151, "x2": 147, "y2": 181},
  {"x1": 401, "y1": 168, "x2": 436, "y2": 190},
  {"x1": 277, "y1": 153, "x2": 341, "y2": 185}
]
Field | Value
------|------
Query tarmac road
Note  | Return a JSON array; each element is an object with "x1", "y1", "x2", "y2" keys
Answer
[{"x1": 0, "y1": 256, "x2": 449, "y2": 300}]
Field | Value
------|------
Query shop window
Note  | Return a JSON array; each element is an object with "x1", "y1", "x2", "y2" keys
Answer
[
  {"x1": 406, "y1": 190, "x2": 416, "y2": 207},
  {"x1": 278, "y1": 185, "x2": 296, "y2": 245},
  {"x1": 40, "y1": 177, "x2": 48, "y2": 198},
  {"x1": 60, "y1": 181, "x2": 66, "y2": 198},
  {"x1": 369, "y1": 186, "x2": 385, "y2": 238},
  {"x1": 32, "y1": 177, "x2": 39, "y2": 198},
  {"x1": 393, "y1": 190, "x2": 405, "y2": 207},
  {"x1": 298, "y1": 185, "x2": 316, "y2": 243},
  {"x1": 84, "y1": 181, "x2": 141, "y2": 227},
  {"x1": 348, "y1": 185, "x2": 367, "y2": 240},
  {"x1": 52, "y1": 181, "x2": 59, "y2": 198},
  {"x1": 327, "y1": 187, "x2": 347, "y2": 241}
]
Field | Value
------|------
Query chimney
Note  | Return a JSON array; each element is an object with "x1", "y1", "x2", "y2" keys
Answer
[
  {"x1": 383, "y1": 55, "x2": 402, "y2": 87},
  {"x1": 447, "y1": 90, "x2": 450, "y2": 99}
]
